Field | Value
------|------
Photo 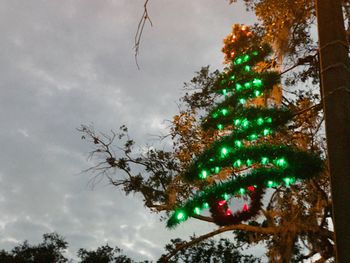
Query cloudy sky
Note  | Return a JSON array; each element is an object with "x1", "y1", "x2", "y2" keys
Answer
[{"x1": 0, "y1": 0, "x2": 257, "y2": 261}]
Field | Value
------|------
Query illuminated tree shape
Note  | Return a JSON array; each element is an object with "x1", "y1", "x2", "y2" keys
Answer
[{"x1": 167, "y1": 25, "x2": 323, "y2": 228}]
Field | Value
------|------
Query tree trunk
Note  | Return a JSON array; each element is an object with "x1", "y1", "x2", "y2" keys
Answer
[{"x1": 315, "y1": 0, "x2": 350, "y2": 261}]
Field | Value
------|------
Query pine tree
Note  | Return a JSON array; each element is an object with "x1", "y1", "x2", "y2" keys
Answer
[{"x1": 167, "y1": 25, "x2": 323, "y2": 228}]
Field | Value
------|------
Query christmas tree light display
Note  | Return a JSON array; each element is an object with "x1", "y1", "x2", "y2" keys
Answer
[{"x1": 167, "y1": 25, "x2": 323, "y2": 228}]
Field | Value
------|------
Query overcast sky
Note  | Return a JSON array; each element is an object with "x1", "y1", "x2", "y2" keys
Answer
[{"x1": 0, "y1": 0, "x2": 257, "y2": 261}]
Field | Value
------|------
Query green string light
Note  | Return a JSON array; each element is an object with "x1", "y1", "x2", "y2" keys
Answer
[
  {"x1": 235, "y1": 140, "x2": 242, "y2": 148},
  {"x1": 244, "y1": 82, "x2": 251, "y2": 89},
  {"x1": 176, "y1": 211, "x2": 186, "y2": 220},
  {"x1": 252, "y1": 78, "x2": 262, "y2": 87},
  {"x1": 221, "y1": 147, "x2": 229, "y2": 157},
  {"x1": 203, "y1": 202, "x2": 209, "y2": 209},
  {"x1": 276, "y1": 158, "x2": 287, "y2": 167},
  {"x1": 243, "y1": 54, "x2": 250, "y2": 62},
  {"x1": 239, "y1": 98, "x2": 246, "y2": 105},
  {"x1": 223, "y1": 193, "x2": 230, "y2": 200},
  {"x1": 236, "y1": 83, "x2": 242, "y2": 91},
  {"x1": 233, "y1": 159, "x2": 242, "y2": 168},
  {"x1": 234, "y1": 119, "x2": 241, "y2": 126},
  {"x1": 217, "y1": 124, "x2": 223, "y2": 130},
  {"x1": 261, "y1": 157, "x2": 269, "y2": 165},
  {"x1": 235, "y1": 58, "x2": 243, "y2": 65},
  {"x1": 193, "y1": 207, "x2": 201, "y2": 215},
  {"x1": 246, "y1": 159, "x2": 253, "y2": 166},
  {"x1": 250, "y1": 134, "x2": 258, "y2": 140},
  {"x1": 284, "y1": 177, "x2": 293, "y2": 186},
  {"x1": 263, "y1": 129, "x2": 271, "y2": 136},
  {"x1": 257, "y1": 118, "x2": 264, "y2": 125},
  {"x1": 242, "y1": 119, "x2": 249, "y2": 128},
  {"x1": 239, "y1": 188, "x2": 245, "y2": 195},
  {"x1": 221, "y1": 108, "x2": 228, "y2": 116},
  {"x1": 200, "y1": 170, "x2": 208, "y2": 179}
]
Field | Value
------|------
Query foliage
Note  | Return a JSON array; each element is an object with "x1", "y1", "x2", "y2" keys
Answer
[
  {"x1": 0, "y1": 233, "x2": 259, "y2": 263},
  {"x1": 160, "y1": 238, "x2": 261, "y2": 263},
  {"x1": 229, "y1": 0, "x2": 350, "y2": 87},
  {"x1": 0, "y1": 233, "x2": 68, "y2": 263},
  {"x1": 77, "y1": 244, "x2": 150, "y2": 263}
]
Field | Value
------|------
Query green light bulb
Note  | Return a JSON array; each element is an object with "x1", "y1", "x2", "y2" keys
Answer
[
  {"x1": 263, "y1": 129, "x2": 270, "y2": 136},
  {"x1": 239, "y1": 188, "x2": 245, "y2": 195},
  {"x1": 221, "y1": 108, "x2": 228, "y2": 116},
  {"x1": 200, "y1": 170, "x2": 208, "y2": 179},
  {"x1": 246, "y1": 159, "x2": 253, "y2": 166},
  {"x1": 276, "y1": 158, "x2": 287, "y2": 167},
  {"x1": 176, "y1": 211, "x2": 186, "y2": 220},
  {"x1": 257, "y1": 118, "x2": 264, "y2": 125},
  {"x1": 284, "y1": 177, "x2": 293, "y2": 186},
  {"x1": 234, "y1": 140, "x2": 242, "y2": 148},
  {"x1": 234, "y1": 119, "x2": 241, "y2": 126},
  {"x1": 244, "y1": 82, "x2": 251, "y2": 89},
  {"x1": 234, "y1": 159, "x2": 242, "y2": 168},
  {"x1": 255, "y1": 90, "x2": 261, "y2": 96},
  {"x1": 212, "y1": 112, "x2": 218, "y2": 118},
  {"x1": 261, "y1": 157, "x2": 269, "y2": 165},
  {"x1": 243, "y1": 54, "x2": 250, "y2": 62},
  {"x1": 221, "y1": 147, "x2": 228, "y2": 156},
  {"x1": 252, "y1": 79, "x2": 262, "y2": 87},
  {"x1": 214, "y1": 166, "x2": 220, "y2": 173},
  {"x1": 236, "y1": 83, "x2": 242, "y2": 91},
  {"x1": 239, "y1": 98, "x2": 246, "y2": 104},
  {"x1": 202, "y1": 202, "x2": 209, "y2": 209},
  {"x1": 193, "y1": 207, "x2": 201, "y2": 215},
  {"x1": 242, "y1": 119, "x2": 249, "y2": 128},
  {"x1": 267, "y1": 180, "x2": 274, "y2": 187},
  {"x1": 266, "y1": 117, "x2": 272, "y2": 123},
  {"x1": 222, "y1": 89, "x2": 227, "y2": 96},
  {"x1": 217, "y1": 124, "x2": 223, "y2": 130},
  {"x1": 250, "y1": 134, "x2": 257, "y2": 140},
  {"x1": 235, "y1": 58, "x2": 243, "y2": 64},
  {"x1": 230, "y1": 75, "x2": 235, "y2": 80},
  {"x1": 252, "y1": 51, "x2": 258, "y2": 56},
  {"x1": 244, "y1": 65, "x2": 250, "y2": 71},
  {"x1": 223, "y1": 193, "x2": 229, "y2": 200}
]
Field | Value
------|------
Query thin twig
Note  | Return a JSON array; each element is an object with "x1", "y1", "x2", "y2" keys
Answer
[
  {"x1": 134, "y1": 0, "x2": 153, "y2": 69},
  {"x1": 292, "y1": 103, "x2": 322, "y2": 117}
]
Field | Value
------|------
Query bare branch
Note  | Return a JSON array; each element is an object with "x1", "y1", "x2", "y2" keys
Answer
[
  {"x1": 159, "y1": 224, "x2": 278, "y2": 262},
  {"x1": 134, "y1": 0, "x2": 153, "y2": 69}
]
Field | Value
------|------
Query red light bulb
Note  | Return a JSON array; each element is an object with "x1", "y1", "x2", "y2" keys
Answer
[
  {"x1": 218, "y1": 200, "x2": 226, "y2": 206},
  {"x1": 247, "y1": 186, "x2": 255, "y2": 192},
  {"x1": 243, "y1": 204, "x2": 249, "y2": 212}
]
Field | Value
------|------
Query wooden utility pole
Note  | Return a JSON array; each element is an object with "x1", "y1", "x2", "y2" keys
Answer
[{"x1": 315, "y1": 0, "x2": 350, "y2": 261}]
